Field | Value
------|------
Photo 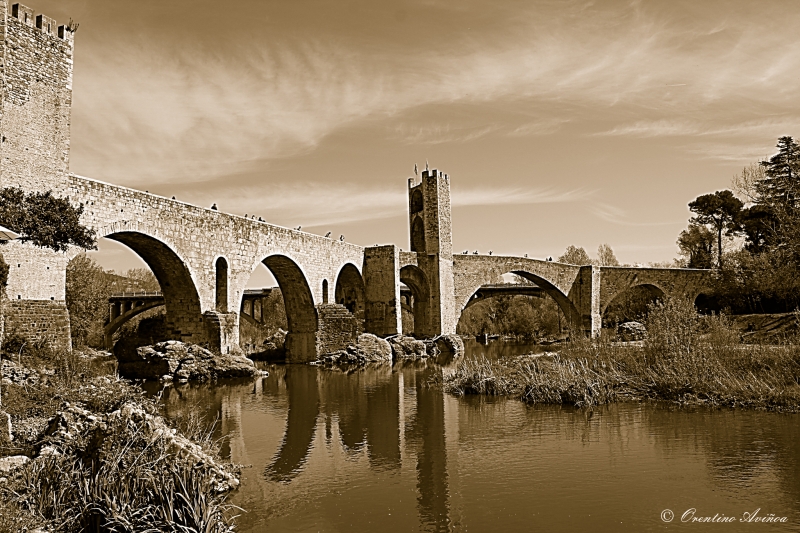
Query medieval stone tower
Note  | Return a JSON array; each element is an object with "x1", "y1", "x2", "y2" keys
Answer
[
  {"x1": 0, "y1": 2, "x2": 75, "y2": 347},
  {"x1": 407, "y1": 169, "x2": 456, "y2": 336}
]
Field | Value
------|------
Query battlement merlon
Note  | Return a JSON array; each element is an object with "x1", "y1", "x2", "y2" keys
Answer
[
  {"x1": 10, "y1": 3, "x2": 73, "y2": 41},
  {"x1": 421, "y1": 168, "x2": 448, "y2": 180}
]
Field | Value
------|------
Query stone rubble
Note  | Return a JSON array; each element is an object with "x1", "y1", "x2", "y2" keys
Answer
[{"x1": 116, "y1": 341, "x2": 265, "y2": 382}]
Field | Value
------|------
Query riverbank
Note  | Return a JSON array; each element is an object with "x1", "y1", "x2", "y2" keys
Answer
[
  {"x1": 0, "y1": 346, "x2": 240, "y2": 532},
  {"x1": 442, "y1": 300, "x2": 800, "y2": 412}
]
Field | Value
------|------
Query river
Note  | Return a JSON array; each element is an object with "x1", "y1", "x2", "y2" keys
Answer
[{"x1": 157, "y1": 340, "x2": 800, "y2": 532}]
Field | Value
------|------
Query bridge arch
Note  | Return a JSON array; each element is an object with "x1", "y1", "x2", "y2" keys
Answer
[
  {"x1": 457, "y1": 268, "x2": 583, "y2": 333},
  {"x1": 246, "y1": 253, "x2": 318, "y2": 362},
  {"x1": 98, "y1": 227, "x2": 204, "y2": 344},
  {"x1": 400, "y1": 264, "x2": 431, "y2": 337},
  {"x1": 334, "y1": 263, "x2": 365, "y2": 319},
  {"x1": 601, "y1": 283, "x2": 666, "y2": 325}
]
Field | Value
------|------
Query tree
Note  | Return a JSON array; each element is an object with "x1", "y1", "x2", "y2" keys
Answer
[
  {"x1": 688, "y1": 190, "x2": 743, "y2": 267},
  {"x1": 596, "y1": 244, "x2": 619, "y2": 266},
  {"x1": 677, "y1": 224, "x2": 715, "y2": 269},
  {"x1": 0, "y1": 187, "x2": 96, "y2": 353},
  {"x1": 731, "y1": 161, "x2": 766, "y2": 204},
  {"x1": 558, "y1": 245, "x2": 592, "y2": 265},
  {"x1": 738, "y1": 204, "x2": 777, "y2": 254},
  {"x1": 0, "y1": 187, "x2": 95, "y2": 252},
  {"x1": 757, "y1": 136, "x2": 800, "y2": 211},
  {"x1": 66, "y1": 254, "x2": 114, "y2": 347}
]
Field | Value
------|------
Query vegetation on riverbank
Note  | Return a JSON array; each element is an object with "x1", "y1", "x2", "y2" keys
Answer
[
  {"x1": 442, "y1": 298, "x2": 800, "y2": 411},
  {"x1": 0, "y1": 343, "x2": 240, "y2": 532}
]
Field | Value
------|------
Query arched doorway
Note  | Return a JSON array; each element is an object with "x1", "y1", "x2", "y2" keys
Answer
[
  {"x1": 334, "y1": 263, "x2": 365, "y2": 320},
  {"x1": 400, "y1": 265, "x2": 431, "y2": 337},
  {"x1": 215, "y1": 256, "x2": 228, "y2": 312}
]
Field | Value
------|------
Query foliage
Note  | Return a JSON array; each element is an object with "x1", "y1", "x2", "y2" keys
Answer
[
  {"x1": 711, "y1": 248, "x2": 800, "y2": 314},
  {"x1": 0, "y1": 254, "x2": 8, "y2": 289},
  {"x1": 688, "y1": 190, "x2": 743, "y2": 267},
  {"x1": 595, "y1": 243, "x2": 619, "y2": 266},
  {"x1": 0, "y1": 348, "x2": 239, "y2": 532},
  {"x1": 756, "y1": 136, "x2": 800, "y2": 211},
  {"x1": 0, "y1": 187, "x2": 95, "y2": 252},
  {"x1": 558, "y1": 245, "x2": 592, "y2": 265},
  {"x1": 121, "y1": 268, "x2": 160, "y2": 292},
  {"x1": 677, "y1": 224, "x2": 714, "y2": 268},
  {"x1": 603, "y1": 285, "x2": 662, "y2": 327},
  {"x1": 65, "y1": 254, "x2": 114, "y2": 348},
  {"x1": 457, "y1": 294, "x2": 561, "y2": 339},
  {"x1": 443, "y1": 297, "x2": 800, "y2": 411}
]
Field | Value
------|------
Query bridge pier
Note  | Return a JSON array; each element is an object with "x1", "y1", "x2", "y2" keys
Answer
[{"x1": 363, "y1": 245, "x2": 402, "y2": 336}]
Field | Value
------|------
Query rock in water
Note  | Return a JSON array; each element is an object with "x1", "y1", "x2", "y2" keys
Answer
[
  {"x1": 356, "y1": 333, "x2": 393, "y2": 362},
  {"x1": 435, "y1": 334, "x2": 465, "y2": 358},
  {"x1": 117, "y1": 341, "x2": 258, "y2": 381},
  {"x1": 388, "y1": 335, "x2": 427, "y2": 359}
]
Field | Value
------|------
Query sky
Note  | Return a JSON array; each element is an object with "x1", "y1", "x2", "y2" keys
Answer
[{"x1": 30, "y1": 0, "x2": 800, "y2": 275}]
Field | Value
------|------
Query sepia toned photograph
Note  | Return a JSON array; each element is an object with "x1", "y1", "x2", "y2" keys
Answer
[{"x1": 0, "y1": 0, "x2": 798, "y2": 531}]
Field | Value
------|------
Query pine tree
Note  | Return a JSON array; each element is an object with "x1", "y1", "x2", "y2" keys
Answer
[{"x1": 757, "y1": 136, "x2": 800, "y2": 211}]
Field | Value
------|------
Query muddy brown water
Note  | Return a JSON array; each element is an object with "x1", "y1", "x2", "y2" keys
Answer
[{"x1": 156, "y1": 340, "x2": 800, "y2": 532}]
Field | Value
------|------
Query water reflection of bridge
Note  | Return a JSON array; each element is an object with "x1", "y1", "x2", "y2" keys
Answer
[{"x1": 217, "y1": 364, "x2": 456, "y2": 531}]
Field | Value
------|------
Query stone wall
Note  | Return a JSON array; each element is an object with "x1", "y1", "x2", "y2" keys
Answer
[
  {"x1": 4, "y1": 298, "x2": 70, "y2": 350},
  {"x1": 597, "y1": 267, "x2": 712, "y2": 313},
  {"x1": 0, "y1": 2, "x2": 76, "y2": 348},
  {"x1": 315, "y1": 303, "x2": 359, "y2": 357},
  {"x1": 363, "y1": 245, "x2": 401, "y2": 336},
  {"x1": 1, "y1": 1, "x2": 74, "y2": 196}
]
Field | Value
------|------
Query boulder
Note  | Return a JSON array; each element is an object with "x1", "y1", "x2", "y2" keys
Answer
[
  {"x1": 0, "y1": 455, "x2": 29, "y2": 474},
  {"x1": 435, "y1": 335, "x2": 465, "y2": 359},
  {"x1": 117, "y1": 341, "x2": 260, "y2": 382},
  {"x1": 388, "y1": 335, "x2": 427, "y2": 360},
  {"x1": 355, "y1": 334, "x2": 392, "y2": 363},
  {"x1": 616, "y1": 321, "x2": 646, "y2": 342},
  {"x1": 250, "y1": 328, "x2": 288, "y2": 361}
]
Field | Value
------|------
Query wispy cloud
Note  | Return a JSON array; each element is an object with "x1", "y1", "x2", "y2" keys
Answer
[
  {"x1": 180, "y1": 183, "x2": 592, "y2": 227},
  {"x1": 68, "y1": 0, "x2": 800, "y2": 188},
  {"x1": 591, "y1": 202, "x2": 678, "y2": 227}
]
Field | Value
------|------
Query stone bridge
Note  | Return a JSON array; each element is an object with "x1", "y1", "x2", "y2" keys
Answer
[{"x1": 0, "y1": 1, "x2": 712, "y2": 361}]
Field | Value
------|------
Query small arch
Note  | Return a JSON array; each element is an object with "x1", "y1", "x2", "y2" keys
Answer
[
  {"x1": 411, "y1": 216, "x2": 426, "y2": 254},
  {"x1": 322, "y1": 279, "x2": 329, "y2": 304},
  {"x1": 334, "y1": 263, "x2": 365, "y2": 318},
  {"x1": 400, "y1": 265, "x2": 431, "y2": 337},
  {"x1": 694, "y1": 292, "x2": 720, "y2": 315},
  {"x1": 410, "y1": 189, "x2": 424, "y2": 213},
  {"x1": 215, "y1": 256, "x2": 228, "y2": 312}
]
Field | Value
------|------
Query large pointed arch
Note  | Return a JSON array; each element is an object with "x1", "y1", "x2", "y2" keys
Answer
[
  {"x1": 102, "y1": 230, "x2": 204, "y2": 343},
  {"x1": 248, "y1": 254, "x2": 318, "y2": 362}
]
